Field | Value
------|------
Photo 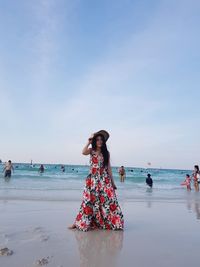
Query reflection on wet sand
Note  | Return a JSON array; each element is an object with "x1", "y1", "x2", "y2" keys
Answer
[
  {"x1": 74, "y1": 230, "x2": 124, "y2": 267},
  {"x1": 186, "y1": 194, "x2": 200, "y2": 220},
  {"x1": 146, "y1": 188, "x2": 153, "y2": 208},
  {"x1": 194, "y1": 201, "x2": 200, "y2": 220},
  {"x1": 4, "y1": 177, "x2": 11, "y2": 183}
]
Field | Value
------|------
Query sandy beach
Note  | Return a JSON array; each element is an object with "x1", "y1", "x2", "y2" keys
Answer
[{"x1": 1, "y1": 196, "x2": 200, "y2": 267}]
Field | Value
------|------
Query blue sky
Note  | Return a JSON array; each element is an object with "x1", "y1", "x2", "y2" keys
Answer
[{"x1": 0, "y1": 0, "x2": 200, "y2": 169}]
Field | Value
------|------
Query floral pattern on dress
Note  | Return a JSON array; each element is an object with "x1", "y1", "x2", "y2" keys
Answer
[{"x1": 74, "y1": 150, "x2": 124, "y2": 231}]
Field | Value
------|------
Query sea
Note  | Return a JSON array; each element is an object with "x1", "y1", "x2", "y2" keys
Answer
[{"x1": 1, "y1": 163, "x2": 199, "y2": 202}]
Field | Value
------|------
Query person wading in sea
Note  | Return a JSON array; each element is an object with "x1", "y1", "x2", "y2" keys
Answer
[
  {"x1": 3, "y1": 160, "x2": 14, "y2": 179},
  {"x1": 119, "y1": 166, "x2": 126, "y2": 182}
]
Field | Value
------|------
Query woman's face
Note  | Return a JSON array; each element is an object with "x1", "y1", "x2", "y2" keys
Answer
[{"x1": 96, "y1": 135, "x2": 103, "y2": 148}]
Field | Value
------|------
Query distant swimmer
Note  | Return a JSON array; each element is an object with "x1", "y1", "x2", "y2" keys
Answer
[
  {"x1": 3, "y1": 160, "x2": 14, "y2": 178},
  {"x1": 39, "y1": 164, "x2": 44, "y2": 174},
  {"x1": 61, "y1": 165, "x2": 65, "y2": 172},
  {"x1": 119, "y1": 166, "x2": 126, "y2": 182},
  {"x1": 30, "y1": 159, "x2": 34, "y2": 168},
  {"x1": 146, "y1": 174, "x2": 153, "y2": 188},
  {"x1": 181, "y1": 174, "x2": 191, "y2": 191}
]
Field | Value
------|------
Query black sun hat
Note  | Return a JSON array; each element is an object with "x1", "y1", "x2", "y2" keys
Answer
[{"x1": 93, "y1": 130, "x2": 110, "y2": 142}]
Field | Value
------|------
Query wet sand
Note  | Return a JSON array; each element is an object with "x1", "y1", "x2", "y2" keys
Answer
[{"x1": 0, "y1": 198, "x2": 200, "y2": 267}]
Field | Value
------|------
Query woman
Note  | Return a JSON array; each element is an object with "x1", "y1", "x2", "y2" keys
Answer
[
  {"x1": 193, "y1": 165, "x2": 200, "y2": 192},
  {"x1": 119, "y1": 166, "x2": 126, "y2": 182},
  {"x1": 69, "y1": 130, "x2": 124, "y2": 231}
]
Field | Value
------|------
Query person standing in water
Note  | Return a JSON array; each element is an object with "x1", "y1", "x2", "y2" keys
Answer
[
  {"x1": 61, "y1": 165, "x2": 65, "y2": 172},
  {"x1": 39, "y1": 164, "x2": 44, "y2": 174},
  {"x1": 146, "y1": 174, "x2": 153, "y2": 188},
  {"x1": 119, "y1": 166, "x2": 126, "y2": 182},
  {"x1": 192, "y1": 165, "x2": 200, "y2": 192},
  {"x1": 69, "y1": 130, "x2": 124, "y2": 231},
  {"x1": 181, "y1": 174, "x2": 191, "y2": 191},
  {"x1": 185, "y1": 174, "x2": 191, "y2": 191},
  {"x1": 3, "y1": 160, "x2": 14, "y2": 178}
]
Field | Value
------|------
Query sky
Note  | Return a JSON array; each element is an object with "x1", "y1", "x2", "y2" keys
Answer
[{"x1": 0, "y1": 0, "x2": 200, "y2": 169}]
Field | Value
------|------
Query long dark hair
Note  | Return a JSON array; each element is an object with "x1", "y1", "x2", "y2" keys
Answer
[
  {"x1": 194, "y1": 165, "x2": 200, "y2": 173},
  {"x1": 92, "y1": 134, "x2": 109, "y2": 167}
]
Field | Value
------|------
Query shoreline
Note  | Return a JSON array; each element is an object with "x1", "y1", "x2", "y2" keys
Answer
[{"x1": 0, "y1": 188, "x2": 200, "y2": 203}]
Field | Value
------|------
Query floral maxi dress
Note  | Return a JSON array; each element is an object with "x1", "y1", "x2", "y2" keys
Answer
[{"x1": 74, "y1": 150, "x2": 124, "y2": 231}]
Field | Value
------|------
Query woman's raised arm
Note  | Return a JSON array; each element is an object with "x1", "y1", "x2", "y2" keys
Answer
[{"x1": 82, "y1": 134, "x2": 94, "y2": 155}]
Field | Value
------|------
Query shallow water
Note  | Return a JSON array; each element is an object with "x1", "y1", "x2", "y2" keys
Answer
[{"x1": 0, "y1": 163, "x2": 198, "y2": 201}]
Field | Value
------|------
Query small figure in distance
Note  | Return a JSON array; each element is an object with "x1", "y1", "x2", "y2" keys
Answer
[
  {"x1": 61, "y1": 165, "x2": 65, "y2": 172},
  {"x1": 192, "y1": 165, "x2": 200, "y2": 192},
  {"x1": 3, "y1": 160, "x2": 14, "y2": 179},
  {"x1": 119, "y1": 166, "x2": 126, "y2": 182},
  {"x1": 181, "y1": 174, "x2": 191, "y2": 191},
  {"x1": 146, "y1": 174, "x2": 153, "y2": 188},
  {"x1": 39, "y1": 164, "x2": 44, "y2": 174}
]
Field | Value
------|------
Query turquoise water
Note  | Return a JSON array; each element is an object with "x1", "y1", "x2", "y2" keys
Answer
[{"x1": 0, "y1": 163, "x2": 198, "y2": 201}]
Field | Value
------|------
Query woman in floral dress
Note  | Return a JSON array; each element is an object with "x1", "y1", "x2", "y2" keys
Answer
[{"x1": 69, "y1": 130, "x2": 124, "y2": 231}]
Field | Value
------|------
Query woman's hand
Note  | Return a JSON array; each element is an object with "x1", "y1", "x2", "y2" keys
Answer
[
  {"x1": 82, "y1": 134, "x2": 94, "y2": 155},
  {"x1": 88, "y1": 134, "x2": 94, "y2": 144}
]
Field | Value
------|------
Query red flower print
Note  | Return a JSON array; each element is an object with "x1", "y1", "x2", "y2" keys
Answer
[
  {"x1": 110, "y1": 203, "x2": 117, "y2": 212},
  {"x1": 76, "y1": 213, "x2": 82, "y2": 221},
  {"x1": 105, "y1": 188, "x2": 113, "y2": 198},
  {"x1": 86, "y1": 177, "x2": 94, "y2": 187},
  {"x1": 83, "y1": 192, "x2": 90, "y2": 200},
  {"x1": 111, "y1": 215, "x2": 121, "y2": 226},
  {"x1": 92, "y1": 168, "x2": 97, "y2": 175},
  {"x1": 86, "y1": 177, "x2": 91, "y2": 187},
  {"x1": 111, "y1": 215, "x2": 118, "y2": 225},
  {"x1": 99, "y1": 217, "x2": 104, "y2": 226},
  {"x1": 90, "y1": 194, "x2": 96, "y2": 203},
  {"x1": 83, "y1": 206, "x2": 93, "y2": 215},
  {"x1": 105, "y1": 223, "x2": 111, "y2": 230},
  {"x1": 100, "y1": 196, "x2": 105, "y2": 203},
  {"x1": 105, "y1": 177, "x2": 110, "y2": 184},
  {"x1": 80, "y1": 222, "x2": 87, "y2": 229},
  {"x1": 92, "y1": 156, "x2": 98, "y2": 164}
]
